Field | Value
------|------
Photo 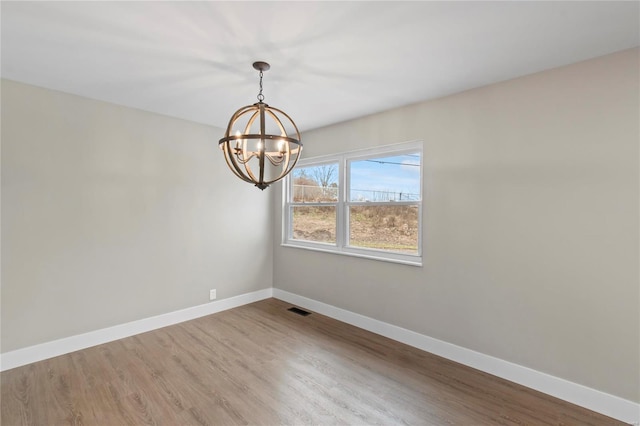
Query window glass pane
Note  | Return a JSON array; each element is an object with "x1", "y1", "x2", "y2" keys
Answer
[
  {"x1": 349, "y1": 153, "x2": 421, "y2": 202},
  {"x1": 349, "y1": 205, "x2": 419, "y2": 254},
  {"x1": 292, "y1": 206, "x2": 336, "y2": 244},
  {"x1": 292, "y1": 164, "x2": 339, "y2": 202}
]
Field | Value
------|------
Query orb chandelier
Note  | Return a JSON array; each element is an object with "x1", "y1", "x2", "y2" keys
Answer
[{"x1": 218, "y1": 61, "x2": 303, "y2": 190}]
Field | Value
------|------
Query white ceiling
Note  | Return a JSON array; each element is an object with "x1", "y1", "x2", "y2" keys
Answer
[{"x1": 2, "y1": 1, "x2": 638, "y2": 132}]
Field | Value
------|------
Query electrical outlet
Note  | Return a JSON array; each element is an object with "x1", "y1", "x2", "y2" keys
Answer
[{"x1": 209, "y1": 289, "x2": 217, "y2": 301}]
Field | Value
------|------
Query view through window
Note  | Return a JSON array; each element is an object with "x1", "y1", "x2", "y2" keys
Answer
[
  {"x1": 284, "y1": 141, "x2": 423, "y2": 265},
  {"x1": 291, "y1": 163, "x2": 339, "y2": 244}
]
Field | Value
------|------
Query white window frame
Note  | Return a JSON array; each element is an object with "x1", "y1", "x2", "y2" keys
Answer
[{"x1": 282, "y1": 140, "x2": 423, "y2": 266}]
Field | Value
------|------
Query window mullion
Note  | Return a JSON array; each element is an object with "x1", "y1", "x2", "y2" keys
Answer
[{"x1": 336, "y1": 155, "x2": 346, "y2": 249}]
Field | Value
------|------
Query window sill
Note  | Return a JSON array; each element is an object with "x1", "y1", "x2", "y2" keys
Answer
[{"x1": 281, "y1": 242, "x2": 423, "y2": 267}]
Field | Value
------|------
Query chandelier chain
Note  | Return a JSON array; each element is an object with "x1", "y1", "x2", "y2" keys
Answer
[{"x1": 257, "y1": 70, "x2": 265, "y2": 102}]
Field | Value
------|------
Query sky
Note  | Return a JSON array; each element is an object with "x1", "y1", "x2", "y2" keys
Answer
[
  {"x1": 349, "y1": 154, "x2": 421, "y2": 201},
  {"x1": 295, "y1": 152, "x2": 421, "y2": 201}
]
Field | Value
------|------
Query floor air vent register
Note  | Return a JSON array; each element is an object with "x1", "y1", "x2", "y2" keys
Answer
[{"x1": 287, "y1": 307, "x2": 311, "y2": 316}]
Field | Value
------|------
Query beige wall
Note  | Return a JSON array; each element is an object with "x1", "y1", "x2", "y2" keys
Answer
[
  {"x1": 1, "y1": 80, "x2": 273, "y2": 352},
  {"x1": 273, "y1": 48, "x2": 639, "y2": 402}
]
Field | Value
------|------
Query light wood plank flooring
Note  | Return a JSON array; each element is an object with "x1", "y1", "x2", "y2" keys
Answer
[{"x1": 1, "y1": 298, "x2": 623, "y2": 425}]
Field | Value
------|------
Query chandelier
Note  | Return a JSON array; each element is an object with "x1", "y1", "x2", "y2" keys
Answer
[{"x1": 218, "y1": 61, "x2": 302, "y2": 190}]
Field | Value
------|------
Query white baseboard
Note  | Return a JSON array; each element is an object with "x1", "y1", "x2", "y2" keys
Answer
[
  {"x1": 0, "y1": 288, "x2": 273, "y2": 372},
  {"x1": 273, "y1": 288, "x2": 639, "y2": 425}
]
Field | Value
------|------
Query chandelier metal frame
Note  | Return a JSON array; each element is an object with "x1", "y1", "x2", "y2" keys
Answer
[{"x1": 218, "y1": 61, "x2": 302, "y2": 190}]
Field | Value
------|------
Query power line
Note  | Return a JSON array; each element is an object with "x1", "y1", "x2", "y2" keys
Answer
[{"x1": 364, "y1": 159, "x2": 420, "y2": 166}]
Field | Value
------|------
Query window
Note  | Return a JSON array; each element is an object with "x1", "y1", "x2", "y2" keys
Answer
[{"x1": 283, "y1": 141, "x2": 423, "y2": 266}]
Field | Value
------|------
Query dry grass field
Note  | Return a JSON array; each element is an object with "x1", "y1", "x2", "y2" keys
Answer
[{"x1": 292, "y1": 205, "x2": 419, "y2": 254}]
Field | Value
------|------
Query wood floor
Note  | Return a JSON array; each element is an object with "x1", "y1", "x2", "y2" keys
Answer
[{"x1": 1, "y1": 298, "x2": 623, "y2": 425}]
